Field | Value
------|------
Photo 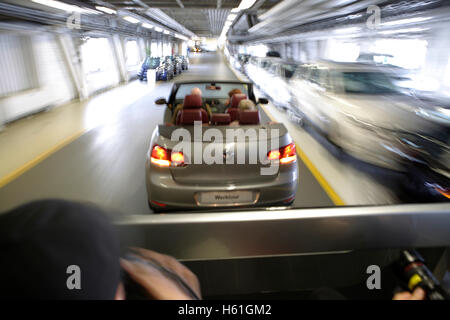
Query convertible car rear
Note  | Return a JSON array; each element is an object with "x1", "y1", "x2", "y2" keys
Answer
[{"x1": 146, "y1": 81, "x2": 298, "y2": 212}]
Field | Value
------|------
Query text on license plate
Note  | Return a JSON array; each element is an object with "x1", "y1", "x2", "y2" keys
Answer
[{"x1": 197, "y1": 191, "x2": 254, "y2": 205}]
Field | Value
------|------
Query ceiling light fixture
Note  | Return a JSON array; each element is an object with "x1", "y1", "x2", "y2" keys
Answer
[
  {"x1": 123, "y1": 16, "x2": 140, "y2": 24},
  {"x1": 381, "y1": 17, "x2": 432, "y2": 27},
  {"x1": 227, "y1": 14, "x2": 237, "y2": 21},
  {"x1": 142, "y1": 23, "x2": 154, "y2": 29},
  {"x1": 95, "y1": 6, "x2": 116, "y2": 14},
  {"x1": 155, "y1": 27, "x2": 163, "y2": 32},
  {"x1": 379, "y1": 27, "x2": 427, "y2": 35},
  {"x1": 31, "y1": 0, "x2": 88, "y2": 13},
  {"x1": 237, "y1": 0, "x2": 257, "y2": 10}
]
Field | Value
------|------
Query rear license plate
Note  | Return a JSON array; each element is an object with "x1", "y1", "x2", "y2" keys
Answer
[{"x1": 197, "y1": 191, "x2": 254, "y2": 205}]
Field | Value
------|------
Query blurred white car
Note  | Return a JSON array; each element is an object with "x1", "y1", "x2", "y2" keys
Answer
[
  {"x1": 245, "y1": 57, "x2": 295, "y2": 110},
  {"x1": 288, "y1": 60, "x2": 448, "y2": 172}
]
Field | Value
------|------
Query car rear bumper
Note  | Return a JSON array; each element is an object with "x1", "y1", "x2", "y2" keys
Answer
[{"x1": 145, "y1": 160, "x2": 298, "y2": 210}]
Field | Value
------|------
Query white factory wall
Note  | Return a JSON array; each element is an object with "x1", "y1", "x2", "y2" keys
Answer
[
  {"x1": 0, "y1": 32, "x2": 75, "y2": 124},
  {"x1": 0, "y1": 25, "x2": 184, "y2": 126}
]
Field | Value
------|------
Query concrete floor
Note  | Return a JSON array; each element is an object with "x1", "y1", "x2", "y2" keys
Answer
[{"x1": 0, "y1": 52, "x2": 332, "y2": 214}]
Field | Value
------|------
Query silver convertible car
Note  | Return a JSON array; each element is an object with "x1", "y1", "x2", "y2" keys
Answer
[{"x1": 146, "y1": 81, "x2": 299, "y2": 212}]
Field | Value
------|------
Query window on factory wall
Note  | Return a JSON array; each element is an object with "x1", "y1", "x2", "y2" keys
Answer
[
  {"x1": 286, "y1": 44, "x2": 292, "y2": 60},
  {"x1": 163, "y1": 42, "x2": 171, "y2": 56},
  {"x1": 370, "y1": 39, "x2": 428, "y2": 70},
  {"x1": 326, "y1": 40, "x2": 360, "y2": 62},
  {"x1": 125, "y1": 40, "x2": 141, "y2": 72},
  {"x1": 0, "y1": 33, "x2": 38, "y2": 97},
  {"x1": 152, "y1": 41, "x2": 163, "y2": 57},
  {"x1": 248, "y1": 44, "x2": 268, "y2": 57},
  {"x1": 150, "y1": 41, "x2": 158, "y2": 57},
  {"x1": 370, "y1": 39, "x2": 433, "y2": 91},
  {"x1": 81, "y1": 37, "x2": 119, "y2": 95}
]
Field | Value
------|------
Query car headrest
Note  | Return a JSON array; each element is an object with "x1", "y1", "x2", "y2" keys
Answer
[
  {"x1": 211, "y1": 113, "x2": 231, "y2": 125},
  {"x1": 178, "y1": 109, "x2": 204, "y2": 125},
  {"x1": 239, "y1": 110, "x2": 260, "y2": 125},
  {"x1": 230, "y1": 93, "x2": 247, "y2": 108},
  {"x1": 183, "y1": 94, "x2": 203, "y2": 109}
]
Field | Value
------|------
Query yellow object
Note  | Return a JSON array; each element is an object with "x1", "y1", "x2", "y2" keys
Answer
[{"x1": 408, "y1": 274, "x2": 422, "y2": 291}]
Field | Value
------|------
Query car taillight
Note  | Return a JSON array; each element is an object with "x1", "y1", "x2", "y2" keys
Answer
[
  {"x1": 268, "y1": 150, "x2": 281, "y2": 160},
  {"x1": 171, "y1": 151, "x2": 185, "y2": 166},
  {"x1": 267, "y1": 143, "x2": 296, "y2": 164},
  {"x1": 150, "y1": 145, "x2": 185, "y2": 167},
  {"x1": 151, "y1": 145, "x2": 171, "y2": 167},
  {"x1": 280, "y1": 143, "x2": 296, "y2": 164}
]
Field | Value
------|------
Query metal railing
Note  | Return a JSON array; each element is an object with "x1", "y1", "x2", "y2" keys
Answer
[{"x1": 116, "y1": 202, "x2": 450, "y2": 260}]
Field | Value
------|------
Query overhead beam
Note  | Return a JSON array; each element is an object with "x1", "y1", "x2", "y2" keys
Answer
[{"x1": 175, "y1": 0, "x2": 185, "y2": 9}]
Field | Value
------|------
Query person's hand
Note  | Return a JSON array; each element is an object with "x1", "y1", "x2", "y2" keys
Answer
[
  {"x1": 120, "y1": 248, "x2": 201, "y2": 300},
  {"x1": 393, "y1": 287, "x2": 426, "y2": 300}
]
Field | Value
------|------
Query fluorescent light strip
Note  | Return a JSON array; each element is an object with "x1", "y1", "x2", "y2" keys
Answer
[
  {"x1": 155, "y1": 27, "x2": 163, "y2": 32},
  {"x1": 32, "y1": 0, "x2": 88, "y2": 13},
  {"x1": 123, "y1": 16, "x2": 140, "y2": 24},
  {"x1": 237, "y1": 0, "x2": 257, "y2": 10},
  {"x1": 379, "y1": 27, "x2": 427, "y2": 35},
  {"x1": 164, "y1": 30, "x2": 171, "y2": 35},
  {"x1": 382, "y1": 17, "x2": 432, "y2": 27},
  {"x1": 219, "y1": 0, "x2": 257, "y2": 40},
  {"x1": 95, "y1": 6, "x2": 116, "y2": 14},
  {"x1": 142, "y1": 23, "x2": 154, "y2": 29}
]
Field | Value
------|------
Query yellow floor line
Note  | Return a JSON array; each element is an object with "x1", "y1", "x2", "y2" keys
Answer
[
  {"x1": 259, "y1": 104, "x2": 345, "y2": 206},
  {"x1": 0, "y1": 130, "x2": 86, "y2": 189},
  {"x1": 0, "y1": 79, "x2": 162, "y2": 189},
  {"x1": 227, "y1": 59, "x2": 345, "y2": 206}
]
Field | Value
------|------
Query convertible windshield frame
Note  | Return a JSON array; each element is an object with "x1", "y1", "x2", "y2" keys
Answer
[{"x1": 168, "y1": 80, "x2": 256, "y2": 104}]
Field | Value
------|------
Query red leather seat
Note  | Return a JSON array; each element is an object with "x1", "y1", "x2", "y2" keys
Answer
[
  {"x1": 177, "y1": 109, "x2": 205, "y2": 125},
  {"x1": 226, "y1": 108, "x2": 239, "y2": 122},
  {"x1": 226, "y1": 93, "x2": 247, "y2": 121},
  {"x1": 176, "y1": 94, "x2": 209, "y2": 125},
  {"x1": 210, "y1": 113, "x2": 231, "y2": 125},
  {"x1": 238, "y1": 110, "x2": 260, "y2": 125}
]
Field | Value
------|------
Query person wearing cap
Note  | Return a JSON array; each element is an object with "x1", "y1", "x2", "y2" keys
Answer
[{"x1": 0, "y1": 199, "x2": 201, "y2": 300}]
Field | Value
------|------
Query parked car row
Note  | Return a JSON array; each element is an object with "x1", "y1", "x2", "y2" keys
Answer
[
  {"x1": 230, "y1": 53, "x2": 449, "y2": 202},
  {"x1": 138, "y1": 55, "x2": 189, "y2": 81}
]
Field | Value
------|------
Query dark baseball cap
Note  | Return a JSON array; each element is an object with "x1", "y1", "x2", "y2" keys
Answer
[{"x1": 0, "y1": 199, "x2": 121, "y2": 299}]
